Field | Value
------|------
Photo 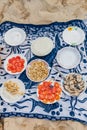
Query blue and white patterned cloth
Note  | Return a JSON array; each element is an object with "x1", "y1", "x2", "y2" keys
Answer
[{"x1": 0, "y1": 20, "x2": 87, "y2": 124}]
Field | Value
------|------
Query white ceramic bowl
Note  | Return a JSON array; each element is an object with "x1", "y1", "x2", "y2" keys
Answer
[
  {"x1": 4, "y1": 54, "x2": 27, "y2": 75},
  {"x1": 31, "y1": 37, "x2": 54, "y2": 56},
  {"x1": 56, "y1": 47, "x2": 81, "y2": 69},
  {"x1": 4, "y1": 28, "x2": 26, "y2": 46},
  {"x1": 0, "y1": 78, "x2": 25, "y2": 103},
  {"x1": 62, "y1": 26, "x2": 85, "y2": 46}
]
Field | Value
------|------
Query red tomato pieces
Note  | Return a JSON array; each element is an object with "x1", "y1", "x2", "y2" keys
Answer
[
  {"x1": 38, "y1": 81, "x2": 62, "y2": 104},
  {"x1": 7, "y1": 56, "x2": 25, "y2": 73}
]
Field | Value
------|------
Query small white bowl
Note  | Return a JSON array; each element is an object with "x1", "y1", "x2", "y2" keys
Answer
[
  {"x1": 62, "y1": 26, "x2": 85, "y2": 46},
  {"x1": 0, "y1": 78, "x2": 25, "y2": 103},
  {"x1": 31, "y1": 37, "x2": 54, "y2": 56},
  {"x1": 4, "y1": 28, "x2": 26, "y2": 46},
  {"x1": 4, "y1": 54, "x2": 27, "y2": 75},
  {"x1": 56, "y1": 47, "x2": 81, "y2": 69},
  {"x1": 26, "y1": 59, "x2": 50, "y2": 82}
]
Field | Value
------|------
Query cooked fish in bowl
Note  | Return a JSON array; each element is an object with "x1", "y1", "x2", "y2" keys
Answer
[{"x1": 62, "y1": 73, "x2": 86, "y2": 96}]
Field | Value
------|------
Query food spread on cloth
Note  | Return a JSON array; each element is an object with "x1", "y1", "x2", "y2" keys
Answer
[
  {"x1": 1, "y1": 26, "x2": 86, "y2": 102},
  {"x1": 0, "y1": 20, "x2": 87, "y2": 123}
]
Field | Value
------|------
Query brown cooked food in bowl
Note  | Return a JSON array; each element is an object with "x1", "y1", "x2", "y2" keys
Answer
[
  {"x1": 26, "y1": 59, "x2": 50, "y2": 82},
  {"x1": 63, "y1": 73, "x2": 85, "y2": 96},
  {"x1": 4, "y1": 81, "x2": 24, "y2": 95}
]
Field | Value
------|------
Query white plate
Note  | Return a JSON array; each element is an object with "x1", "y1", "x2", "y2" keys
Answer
[
  {"x1": 61, "y1": 74, "x2": 87, "y2": 97},
  {"x1": 0, "y1": 78, "x2": 25, "y2": 103},
  {"x1": 4, "y1": 54, "x2": 27, "y2": 75},
  {"x1": 4, "y1": 28, "x2": 26, "y2": 46},
  {"x1": 31, "y1": 37, "x2": 54, "y2": 56},
  {"x1": 56, "y1": 47, "x2": 81, "y2": 69},
  {"x1": 62, "y1": 26, "x2": 85, "y2": 45}
]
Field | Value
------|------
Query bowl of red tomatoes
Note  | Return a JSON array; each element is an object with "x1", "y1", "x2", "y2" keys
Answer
[
  {"x1": 37, "y1": 80, "x2": 62, "y2": 104},
  {"x1": 4, "y1": 54, "x2": 27, "y2": 74}
]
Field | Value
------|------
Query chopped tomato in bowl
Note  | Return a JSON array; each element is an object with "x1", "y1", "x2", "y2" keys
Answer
[
  {"x1": 37, "y1": 80, "x2": 62, "y2": 104},
  {"x1": 4, "y1": 54, "x2": 27, "y2": 75}
]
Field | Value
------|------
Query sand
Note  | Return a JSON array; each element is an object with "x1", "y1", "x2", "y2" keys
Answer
[{"x1": 0, "y1": 0, "x2": 87, "y2": 130}]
